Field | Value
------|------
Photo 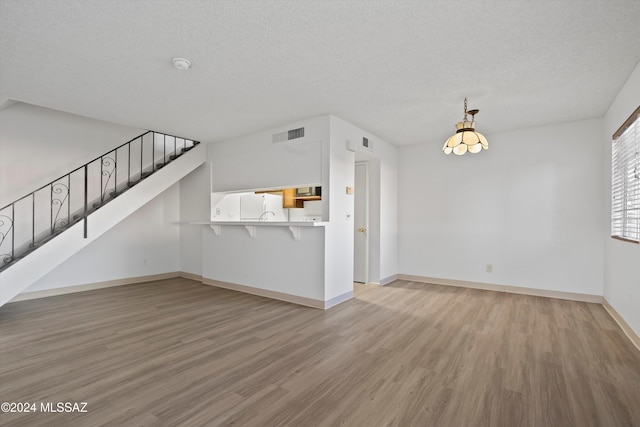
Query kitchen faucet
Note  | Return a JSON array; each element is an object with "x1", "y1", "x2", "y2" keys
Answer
[{"x1": 259, "y1": 211, "x2": 275, "y2": 221}]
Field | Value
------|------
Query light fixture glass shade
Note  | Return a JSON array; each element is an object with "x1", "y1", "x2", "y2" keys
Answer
[
  {"x1": 463, "y1": 131, "x2": 480, "y2": 145},
  {"x1": 443, "y1": 98, "x2": 488, "y2": 155},
  {"x1": 479, "y1": 133, "x2": 488, "y2": 149},
  {"x1": 453, "y1": 143, "x2": 467, "y2": 155},
  {"x1": 468, "y1": 143, "x2": 483, "y2": 153}
]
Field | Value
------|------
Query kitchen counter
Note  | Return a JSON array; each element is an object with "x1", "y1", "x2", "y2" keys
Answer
[
  {"x1": 190, "y1": 220, "x2": 328, "y2": 240},
  {"x1": 191, "y1": 221, "x2": 327, "y2": 226}
]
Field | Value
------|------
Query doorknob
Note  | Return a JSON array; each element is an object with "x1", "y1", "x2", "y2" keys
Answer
[{"x1": 358, "y1": 227, "x2": 366, "y2": 232}]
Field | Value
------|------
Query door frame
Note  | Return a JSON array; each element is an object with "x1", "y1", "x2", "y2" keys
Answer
[{"x1": 354, "y1": 161, "x2": 369, "y2": 284}]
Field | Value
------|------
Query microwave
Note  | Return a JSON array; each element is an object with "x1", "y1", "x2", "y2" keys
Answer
[{"x1": 296, "y1": 186, "x2": 321, "y2": 197}]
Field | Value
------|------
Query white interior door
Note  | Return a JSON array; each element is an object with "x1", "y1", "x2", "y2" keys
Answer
[{"x1": 354, "y1": 162, "x2": 368, "y2": 283}]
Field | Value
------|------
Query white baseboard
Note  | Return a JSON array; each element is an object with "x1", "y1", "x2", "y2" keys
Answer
[
  {"x1": 199, "y1": 276, "x2": 352, "y2": 309},
  {"x1": 8, "y1": 270, "x2": 349, "y2": 311},
  {"x1": 324, "y1": 291, "x2": 353, "y2": 309},
  {"x1": 603, "y1": 298, "x2": 640, "y2": 352},
  {"x1": 361, "y1": 274, "x2": 398, "y2": 287},
  {"x1": 380, "y1": 274, "x2": 398, "y2": 286},
  {"x1": 202, "y1": 278, "x2": 325, "y2": 309},
  {"x1": 179, "y1": 271, "x2": 203, "y2": 282},
  {"x1": 397, "y1": 274, "x2": 603, "y2": 304},
  {"x1": 9, "y1": 272, "x2": 183, "y2": 302}
]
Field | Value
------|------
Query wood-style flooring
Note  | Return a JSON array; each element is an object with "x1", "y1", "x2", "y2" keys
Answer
[{"x1": 1, "y1": 278, "x2": 639, "y2": 426}]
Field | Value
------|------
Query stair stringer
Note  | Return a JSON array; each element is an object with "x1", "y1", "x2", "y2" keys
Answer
[{"x1": 0, "y1": 143, "x2": 206, "y2": 307}]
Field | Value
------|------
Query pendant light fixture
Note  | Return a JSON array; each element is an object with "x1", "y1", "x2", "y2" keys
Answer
[{"x1": 443, "y1": 97, "x2": 488, "y2": 155}]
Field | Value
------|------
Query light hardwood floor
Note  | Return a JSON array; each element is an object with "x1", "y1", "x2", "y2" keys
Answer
[{"x1": 1, "y1": 278, "x2": 639, "y2": 426}]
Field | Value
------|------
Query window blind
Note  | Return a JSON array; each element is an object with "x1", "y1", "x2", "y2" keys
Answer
[{"x1": 611, "y1": 106, "x2": 640, "y2": 243}]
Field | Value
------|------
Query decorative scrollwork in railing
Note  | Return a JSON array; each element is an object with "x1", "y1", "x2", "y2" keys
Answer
[
  {"x1": 0, "y1": 214, "x2": 14, "y2": 265},
  {"x1": 54, "y1": 218, "x2": 69, "y2": 232},
  {"x1": 51, "y1": 182, "x2": 69, "y2": 233},
  {"x1": 0, "y1": 214, "x2": 13, "y2": 247},
  {"x1": 101, "y1": 156, "x2": 116, "y2": 201},
  {"x1": 0, "y1": 253, "x2": 12, "y2": 265}
]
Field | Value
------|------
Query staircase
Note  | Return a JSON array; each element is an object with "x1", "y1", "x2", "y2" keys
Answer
[{"x1": 0, "y1": 131, "x2": 206, "y2": 306}]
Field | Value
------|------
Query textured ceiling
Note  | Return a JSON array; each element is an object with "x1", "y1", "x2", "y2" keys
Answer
[{"x1": 1, "y1": 0, "x2": 640, "y2": 147}]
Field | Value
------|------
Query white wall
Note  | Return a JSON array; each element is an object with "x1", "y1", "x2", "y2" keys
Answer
[
  {"x1": 201, "y1": 115, "x2": 334, "y2": 302},
  {"x1": 198, "y1": 115, "x2": 380, "y2": 305},
  {"x1": 24, "y1": 183, "x2": 181, "y2": 292},
  {"x1": 377, "y1": 135, "x2": 398, "y2": 283},
  {"x1": 0, "y1": 102, "x2": 144, "y2": 206},
  {"x1": 0, "y1": 103, "x2": 204, "y2": 301},
  {"x1": 603, "y1": 61, "x2": 640, "y2": 336},
  {"x1": 344, "y1": 118, "x2": 398, "y2": 285},
  {"x1": 399, "y1": 118, "x2": 604, "y2": 296},
  {"x1": 325, "y1": 116, "x2": 356, "y2": 301},
  {"x1": 5, "y1": 141, "x2": 206, "y2": 302},
  {"x1": 209, "y1": 116, "x2": 326, "y2": 192},
  {"x1": 202, "y1": 225, "x2": 326, "y2": 300},
  {"x1": 179, "y1": 162, "x2": 211, "y2": 277}
]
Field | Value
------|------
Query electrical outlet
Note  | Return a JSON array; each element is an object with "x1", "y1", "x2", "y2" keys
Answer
[{"x1": 486, "y1": 264, "x2": 493, "y2": 273}]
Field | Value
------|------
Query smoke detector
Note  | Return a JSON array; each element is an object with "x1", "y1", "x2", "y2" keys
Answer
[{"x1": 172, "y1": 57, "x2": 191, "y2": 70}]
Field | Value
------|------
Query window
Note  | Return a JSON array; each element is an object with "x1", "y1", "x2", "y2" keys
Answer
[{"x1": 611, "y1": 106, "x2": 640, "y2": 243}]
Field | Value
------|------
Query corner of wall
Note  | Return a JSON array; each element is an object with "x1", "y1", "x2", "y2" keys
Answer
[{"x1": 602, "y1": 60, "x2": 640, "y2": 338}]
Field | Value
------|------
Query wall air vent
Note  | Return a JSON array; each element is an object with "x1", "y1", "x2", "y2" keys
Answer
[
  {"x1": 272, "y1": 127, "x2": 305, "y2": 143},
  {"x1": 288, "y1": 127, "x2": 305, "y2": 140}
]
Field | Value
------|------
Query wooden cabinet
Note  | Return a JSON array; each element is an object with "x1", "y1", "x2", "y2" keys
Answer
[
  {"x1": 282, "y1": 188, "x2": 321, "y2": 208},
  {"x1": 257, "y1": 188, "x2": 321, "y2": 208},
  {"x1": 282, "y1": 188, "x2": 300, "y2": 208}
]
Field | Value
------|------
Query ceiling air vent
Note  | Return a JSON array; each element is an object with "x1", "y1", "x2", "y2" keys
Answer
[{"x1": 272, "y1": 127, "x2": 305, "y2": 143}]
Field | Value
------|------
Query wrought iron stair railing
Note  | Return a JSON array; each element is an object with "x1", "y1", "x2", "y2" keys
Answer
[{"x1": 0, "y1": 131, "x2": 200, "y2": 272}]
